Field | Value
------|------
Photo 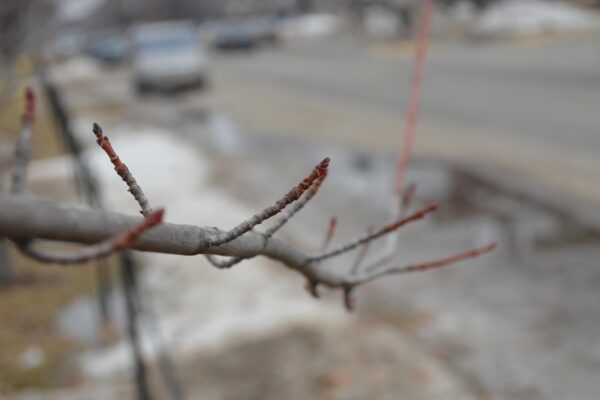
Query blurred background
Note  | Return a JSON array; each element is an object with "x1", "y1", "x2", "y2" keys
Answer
[{"x1": 1, "y1": 0, "x2": 600, "y2": 399}]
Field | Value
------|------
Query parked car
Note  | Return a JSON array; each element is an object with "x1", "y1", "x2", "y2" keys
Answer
[
  {"x1": 86, "y1": 32, "x2": 129, "y2": 65},
  {"x1": 212, "y1": 17, "x2": 279, "y2": 51},
  {"x1": 212, "y1": 23, "x2": 258, "y2": 51},
  {"x1": 130, "y1": 21, "x2": 208, "y2": 94}
]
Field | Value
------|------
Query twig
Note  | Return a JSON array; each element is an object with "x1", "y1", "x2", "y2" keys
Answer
[
  {"x1": 204, "y1": 161, "x2": 330, "y2": 269},
  {"x1": 394, "y1": 0, "x2": 434, "y2": 195},
  {"x1": 0, "y1": 194, "x2": 497, "y2": 310},
  {"x1": 320, "y1": 217, "x2": 337, "y2": 251},
  {"x1": 264, "y1": 165, "x2": 328, "y2": 238},
  {"x1": 92, "y1": 122, "x2": 152, "y2": 215},
  {"x1": 350, "y1": 226, "x2": 373, "y2": 275},
  {"x1": 380, "y1": 0, "x2": 434, "y2": 262},
  {"x1": 308, "y1": 203, "x2": 438, "y2": 263},
  {"x1": 10, "y1": 87, "x2": 34, "y2": 194},
  {"x1": 205, "y1": 157, "x2": 329, "y2": 248},
  {"x1": 400, "y1": 182, "x2": 417, "y2": 216},
  {"x1": 18, "y1": 209, "x2": 164, "y2": 264},
  {"x1": 356, "y1": 242, "x2": 497, "y2": 285}
]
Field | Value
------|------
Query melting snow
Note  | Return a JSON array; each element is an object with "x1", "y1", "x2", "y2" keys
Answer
[{"x1": 475, "y1": 0, "x2": 600, "y2": 35}]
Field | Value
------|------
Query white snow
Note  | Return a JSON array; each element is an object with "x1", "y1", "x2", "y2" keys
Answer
[
  {"x1": 475, "y1": 0, "x2": 600, "y2": 35},
  {"x1": 49, "y1": 57, "x2": 102, "y2": 85},
  {"x1": 280, "y1": 14, "x2": 341, "y2": 38},
  {"x1": 29, "y1": 124, "x2": 347, "y2": 379}
]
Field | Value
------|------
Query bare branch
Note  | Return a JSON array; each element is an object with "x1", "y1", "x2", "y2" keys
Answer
[
  {"x1": 1, "y1": 87, "x2": 498, "y2": 311},
  {"x1": 204, "y1": 157, "x2": 329, "y2": 248},
  {"x1": 17, "y1": 208, "x2": 165, "y2": 264},
  {"x1": 204, "y1": 160, "x2": 330, "y2": 269},
  {"x1": 10, "y1": 86, "x2": 34, "y2": 194},
  {"x1": 264, "y1": 164, "x2": 328, "y2": 238},
  {"x1": 355, "y1": 243, "x2": 498, "y2": 285},
  {"x1": 350, "y1": 226, "x2": 373, "y2": 275},
  {"x1": 378, "y1": 0, "x2": 434, "y2": 267},
  {"x1": 320, "y1": 217, "x2": 337, "y2": 251},
  {"x1": 394, "y1": 0, "x2": 434, "y2": 194},
  {"x1": 400, "y1": 182, "x2": 417, "y2": 216},
  {"x1": 0, "y1": 195, "x2": 496, "y2": 310},
  {"x1": 308, "y1": 203, "x2": 438, "y2": 263},
  {"x1": 92, "y1": 122, "x2": 152, "y2": 215}
]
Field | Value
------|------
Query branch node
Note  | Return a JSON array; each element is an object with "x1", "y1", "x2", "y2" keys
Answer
[
  {"x1": 343, "y1": 287, "x2": 355, "y2": 312},
  {"x1": 305, "y1": 281, "x2": 320, "y2": 299}
]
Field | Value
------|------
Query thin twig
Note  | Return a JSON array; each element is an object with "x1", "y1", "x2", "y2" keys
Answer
[
  {"x1": 350, "y1": 226, "x2": 373, "y2": 275},
  {"x1": 321, "y1": 217, "x2": 337, "y2": 251},
  {"x1": 380, "y1": 0, "x2": 434, "y2": 261},
  {"x1": 356, "y1": 242, "x2": 497, "y2": 285},
  {"x1": 18, "y1": 209, "x2": 164, "y2": 264},
  {"x1": 394, "y1": 0, "x2": 434, "y2": 194},
  {"x1": 10, "y1": 87, "x2": 34, "y2": 194},
  {"x1": 92, "y1": 122, "x2": 152, "y2": 215},
  {"x1": 204, "y1": 164, "x2": 330, "y2": 269},
  {"x1": 400, "y1": 182, "x2": 417, "y2": 216},
  {"x1": 205, "y1": 157, "x2": 329, "y2": 248},
  {"x1": 308, "y1": 203, "x2": 438, "y2": 263},
  {"x1": 264, "y1": 166, "x2": 328, "y2": 238}
]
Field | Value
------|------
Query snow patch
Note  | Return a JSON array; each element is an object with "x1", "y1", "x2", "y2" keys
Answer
[
  {"x1": 31, "y1": 125, "x2": 347, "y2": 379},
  {"x1": 475, "y1": 0, "x2": 600, "y2": 36}
]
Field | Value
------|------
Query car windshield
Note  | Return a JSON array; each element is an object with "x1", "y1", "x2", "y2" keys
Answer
[{"x1": 138, "y1": 35, "x2": 195, "y2": 53}]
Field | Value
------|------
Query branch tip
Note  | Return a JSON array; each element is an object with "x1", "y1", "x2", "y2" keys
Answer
[
  {"x1": 343, "y1": 287, "x2": 355, "y2": 312},
  {"x1": 22, "y1": 87, "x2": 35, "y2": 122},
  {"x1": 305, "y1": 281, "x2": 320, "y2": 299}
]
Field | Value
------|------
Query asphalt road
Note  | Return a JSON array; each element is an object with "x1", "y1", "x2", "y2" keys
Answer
[{"x1": 207, "y1": 34, "x2": 600, "y2": 205}]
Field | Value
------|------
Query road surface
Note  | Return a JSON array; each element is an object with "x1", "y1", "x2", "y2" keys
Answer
[{"x1": 207, "y1": 34, "x2": 600, "y2": 205}]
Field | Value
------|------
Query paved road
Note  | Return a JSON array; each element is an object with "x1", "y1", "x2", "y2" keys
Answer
[{"x1": 208, "y1": 35, "x2": 600, "y2": 204}]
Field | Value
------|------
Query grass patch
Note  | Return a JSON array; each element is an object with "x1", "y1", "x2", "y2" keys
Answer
[{"x1": 0, "y1": 252, "x2": 114, "y2": 393}]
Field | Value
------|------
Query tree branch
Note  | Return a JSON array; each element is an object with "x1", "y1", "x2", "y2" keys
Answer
[
  {"x1": 203, "y1": 157, "x2": 329, "y2": 248},
  {"x1": 17, "y1": 209, "x2": 164, "y2": 264},
  {"x1": 308, "y1": 203, "x2": 438, "y2": 263},
  {"x1": 205, "y1": 159, "x2": 329, "y2": 269},
  {"x1": 0, "y1": 194, "x2": 495, "y2": 293},
  {"x1": 93, "y1": 122, "x2": 152, "y2": 215}
]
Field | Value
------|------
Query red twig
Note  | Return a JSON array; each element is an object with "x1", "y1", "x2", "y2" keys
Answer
[
  {"x1": 363, "y1": 242, "x2": 497, "y2": 284},
  {"x1": 321, "y1": 217, "x2": 337, "y2": 251},
  {"x1": 18, "y1": 209, "x2": 165, "y2": 264},
  {"x1": 308, "y1": 203, "x2": 438, "y2": 263},
  {"x1": 350, "y1": 226, "x2": 373, "y2": 275},
  {"x1": 205, "y1": 157, "x2": 330, "y2": 248},
  {"x1": 22, "y1": 87, "x2": 35, "y2": 123},
  {"x1": 92, "y1": 122, "x2": 152, "y2": 215},
  {"x1": 205, "y1": 162, "x2": 330, "y2": 269},
  {"x1": 394, "y1": 0, "x2": 434, "y2": 194},
  {"x1": 401, "y1": 182, "x2": 417, "y2": 215}
]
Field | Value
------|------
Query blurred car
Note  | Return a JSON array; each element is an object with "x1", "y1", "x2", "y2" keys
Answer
[
  {"x1": 213, "y1": 23, "x2": 258, "y2": 50},
  {"x1": 212, "y1": 17, "x2": 279, "y2": 51},
  {"x1": 86, "y1": 32, "x2": 129, "y2": 65},
  {"x1": 130, "y1": 21, "x2": 208, "y2": 93}
]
